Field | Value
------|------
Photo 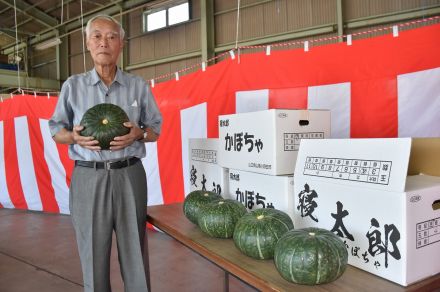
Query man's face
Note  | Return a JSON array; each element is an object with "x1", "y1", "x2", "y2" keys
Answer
[{"x1": 86, "y1": 18, "x2": 123, "y2": 66}]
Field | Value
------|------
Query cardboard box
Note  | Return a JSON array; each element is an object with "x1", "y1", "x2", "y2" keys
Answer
[
  {"x1": 226, "y1": 169, "x2": 294, "y2": 220},
  {"x1": 188, "y1": 138, "x2": 228, "y2": 196},
  {"x1": 293, "y1": 138, "x2": 440, "y2": 286},
  {"x1": 409, "y1": 138, "x2": 440, "y2": 177},
  {"x1": 218, "y1": 109, "x2": 331, "y2": 175}
]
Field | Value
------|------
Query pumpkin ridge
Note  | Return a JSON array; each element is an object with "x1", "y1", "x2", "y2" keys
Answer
[
  {"x1": 315, "y1": 238, "x2": 321, "y2": 284},
  {"x1": 256, "y1": 229, "x2": 263, "y2": 259},
  {"x1": 223, "y1": 211, "x2": 228, "y2": 238},
  {"x1": 267, "y1": 224, "x2": 280, "y2": 241},
  {"x1": 289, "y1": 245, "x2": 297, "y2": 282},
  {"x1": 270, "y1": 215, "x2": 291, "y2": 230},
  {"x1": 328, "y1": 235, "x2": 346, "y2": 278}
]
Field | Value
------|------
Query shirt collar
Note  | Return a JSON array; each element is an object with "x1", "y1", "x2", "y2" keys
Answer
[{"x1": 89, "y1": 67, "x2": 126, "y2": 87}]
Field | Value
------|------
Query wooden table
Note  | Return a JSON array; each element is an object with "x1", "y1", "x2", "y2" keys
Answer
[{"x1": 147, "y1": 203, "x2": 440, "y2": 292}]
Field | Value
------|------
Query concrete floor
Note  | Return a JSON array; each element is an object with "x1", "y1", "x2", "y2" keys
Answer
[{"x1": 0, "y1": 208, "x2": 256, "y2": 292}]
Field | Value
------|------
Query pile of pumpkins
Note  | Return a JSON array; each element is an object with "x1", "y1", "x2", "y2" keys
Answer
[{"x1": 183, "y1": 190, "x2": 348, "y2": 285}]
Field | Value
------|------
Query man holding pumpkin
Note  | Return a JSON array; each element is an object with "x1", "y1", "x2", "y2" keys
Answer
[{"x1": 49, "y1": 14, "x2": 162, "y2": 292}]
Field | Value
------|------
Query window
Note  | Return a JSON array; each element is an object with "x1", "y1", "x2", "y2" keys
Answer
[
  {"x1": 144, "y1": 1, "x2": 190, "y2": 32},
  {"x1": 147, "y1": 10, "x2": 166, "y2": 31},
  {"x1": 168, "y1": 3, "x2": 189, "y2": 26}
]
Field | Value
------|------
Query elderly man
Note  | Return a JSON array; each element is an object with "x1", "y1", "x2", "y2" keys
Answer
[{"x1": 49, "y1": 14, "x2": 162, "y2": 292}]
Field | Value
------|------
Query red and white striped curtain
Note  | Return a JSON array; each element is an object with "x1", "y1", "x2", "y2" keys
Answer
[{"x1": 1, "y1": 23, "x2": 439, "y2": 213}]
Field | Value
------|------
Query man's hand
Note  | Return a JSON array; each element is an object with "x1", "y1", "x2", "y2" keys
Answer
[
  {"x1": 52, "y1": 127, "x2": 100, "y2": 150},
  {"x1": 72, "y1": 125, "x2": 101, "y2": 151},
  {"x1": 109, "y1": 122, "x2": 143, "y2": 151}
]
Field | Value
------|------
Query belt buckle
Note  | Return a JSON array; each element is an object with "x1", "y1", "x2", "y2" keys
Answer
[{"x1": 105, "y1": 161, "x2": 112, "y2": 170}]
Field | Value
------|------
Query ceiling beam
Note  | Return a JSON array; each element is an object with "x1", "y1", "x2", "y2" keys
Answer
[
  {"x1": 0, "y1": 68, "x2": 60, "y2": 90},
  {"x1": 0, "y1": 27, "x2": 33, "y2": 37},
  {"x1": 1, "y1": 0, "x2": 153, "y2": 53},
  {"x1": 0, "y1": 29, "x2": 19, "y2": 39},
  {"x1": 0, "y1": 0, "x2": 58, "y2": 28},
  {"x1": 12, "y1": 0, "x2": 78, "y2": 31}
]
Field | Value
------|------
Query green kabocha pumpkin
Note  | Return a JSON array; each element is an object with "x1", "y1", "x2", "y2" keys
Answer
[
  {"x1": 183, "y1": 190, "x2": 222, "y2": 224},
  {"x1": 274, "y1": 227, "x2": 348, "y2": 285},
  {"x1": 80, "y1": 103, "x2": 130, "y2": 150},
  {"x1": 233, "y1": 208, "x2": 294, "y2": 260},
  {"x1": 198, "y1": 199, "x2": 247, "y2": 238}
]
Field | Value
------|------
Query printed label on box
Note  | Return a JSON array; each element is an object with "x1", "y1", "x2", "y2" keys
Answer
[
  {"x1": 227, "y1": 169, "x2": 295, "y2": 219},
  {"x1": 303, "y1": 156, "x2": 392, "y2": 185},
  {"x1": 218, "y1": 109, "x2": 331, "y2": 175},
  {"x1": 189, "y1": 139, "x2": 228, "y2": 196}
]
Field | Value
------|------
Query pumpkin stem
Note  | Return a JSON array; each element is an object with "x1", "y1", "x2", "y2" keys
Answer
[
  {"x1": 102, "y1": 118, "x2": 109, "y2": 125},
  {"x1": 257, "y1": 215, "x2": 264, "y2": 220}
]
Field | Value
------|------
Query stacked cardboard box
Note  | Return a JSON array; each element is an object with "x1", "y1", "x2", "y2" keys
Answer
[
  {"x1": 217, "y1": 109, "x2": 331, "y2": 219},
  {"x1": 188, "y1": 138, "x2": 228, "y2": 196},
  {"x1": 293, "y1": 138, "x2": 440, "y2": 286}
]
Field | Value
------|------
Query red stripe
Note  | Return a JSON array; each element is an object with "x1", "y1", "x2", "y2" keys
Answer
[
  {"x1": 269, "y1": 87, "x2": 308, "y2": 109},
  {"x1": 156, "y1": 107, "x2": 185, "y2": 204},
  {"x1": 351, "y1": 78, "x2": 398, "y2": 137},
  {"x1": 3, "y1": 95, "x2": 73, "y2": 187},
  {"x1": 3, "y1": 119, "x2": 28, "y2": 209},
  {"x1": 28, "y1": 117, "x2": 60, "y2": 212}
]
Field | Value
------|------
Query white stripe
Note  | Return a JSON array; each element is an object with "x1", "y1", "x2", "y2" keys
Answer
[
  {"x1": 236, "y1": 89, "x2": 269, "y2": 113},
  {"x1": 308, "y1": 82, "x2": 351, "y2": 138},
  {"x1": 39, "y1": 119, "x2": 70, "y2": 214},
  {"x1": 142, "y1": 142, "x2": 163, "y2": 206},
  {"x1": 398, "y1": 67, "x2": 440, "y2": 137},
  {"x1": 15, "y1": 116, "x2": 43, "y2": 211},
  {"x1": 0, "y1": 122, "x2": 14, "y2": 208},
  {"x1": 180, "y1": 103, "x2": 207, "y2": 196}
]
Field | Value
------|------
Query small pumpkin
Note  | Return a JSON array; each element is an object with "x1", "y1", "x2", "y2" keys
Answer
[
  {"x1": 183, "y1": 190, "x2": 222, "y2": 225},
  {"x1": 274, "y1": 227, "x2": 348, "y2": 285},
  {"x1": 233, "y1": 208, "x2": 294, "y2": 260},
  {"x1": 198, "y1": 199, "x2": 247, "y2": 238},
  {"x1": 80, "y1": 103, "x2": 130, "y2": 150}
]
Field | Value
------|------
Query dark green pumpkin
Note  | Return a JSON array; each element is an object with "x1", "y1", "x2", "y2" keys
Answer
[
  {"x1": 80, "y1": 103, "x2": 130, "y2": 150},
  {"x1": 183, "y1": 190, "x2": 222, "y2": 224},
  {"x1": 233, "y1": 208, "x2": 294, "y2": 260},
  {"x1": 274, "y1": 227, "x2": 348, "y2": 285},
  {"x1": 198, "y1": 199, "x2": 247, "y2": 238}
]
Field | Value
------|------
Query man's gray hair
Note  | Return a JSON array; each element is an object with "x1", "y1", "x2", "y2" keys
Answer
[{"x1": 84, "y1": 14, "x2": 125, "y2": 40}]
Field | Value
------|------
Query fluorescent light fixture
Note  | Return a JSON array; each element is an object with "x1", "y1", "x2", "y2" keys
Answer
[{"x1": 35, "y1": 38, "x2": 62, "y2": 50}]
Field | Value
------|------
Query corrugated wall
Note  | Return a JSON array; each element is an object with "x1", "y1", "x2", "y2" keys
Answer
[
  {"x1": 30, "y1": 0, "x2": 440, "y2": 83},
  {"x1": 344, "y1": 0, "x2": 439, "y2": 20}
]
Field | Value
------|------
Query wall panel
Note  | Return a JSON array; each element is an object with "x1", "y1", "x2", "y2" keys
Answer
[
  {"x1": 240, "y1": 4, "x2": 265, "y2": 40},
  {"x1": 263, "y1": 0, "x2": 288, "y2": 35}
]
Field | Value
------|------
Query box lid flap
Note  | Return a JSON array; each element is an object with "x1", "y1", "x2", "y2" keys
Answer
[{"x1": 294, "y1": 138, "x2": 412, "y2": 192}]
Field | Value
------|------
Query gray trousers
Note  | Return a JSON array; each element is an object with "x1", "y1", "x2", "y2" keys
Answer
[{"x1": 70, "y1": 160, "x2": 149, "y2": 292}]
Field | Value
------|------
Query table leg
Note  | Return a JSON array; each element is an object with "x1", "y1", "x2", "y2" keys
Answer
[{"x1": 224, "y1": 271, "x2": 229, "y2": 292}]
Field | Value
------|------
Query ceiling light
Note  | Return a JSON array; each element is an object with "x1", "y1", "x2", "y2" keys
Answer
[{"x1": 35, "y1": 38, "x2": 62, "y2": 50}]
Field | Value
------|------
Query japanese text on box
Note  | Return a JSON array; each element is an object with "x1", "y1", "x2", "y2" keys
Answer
[{"x1": 303, "y1": 157, "x2": 392, "y2": 185}]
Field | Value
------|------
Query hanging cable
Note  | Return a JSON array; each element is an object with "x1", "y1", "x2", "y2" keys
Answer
[
  {"x1": 80, "y1": 0, "x2": 86, "y2": 73},
  {"x1": 61, "y1": 0, "x2": 64, "y2": 25},
  {"x1": 13, "y1": 0, "x2": 21, "y2": 91},
  {"x1": 234, "y1": 0, "x2": 241, "y2": 49}
]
